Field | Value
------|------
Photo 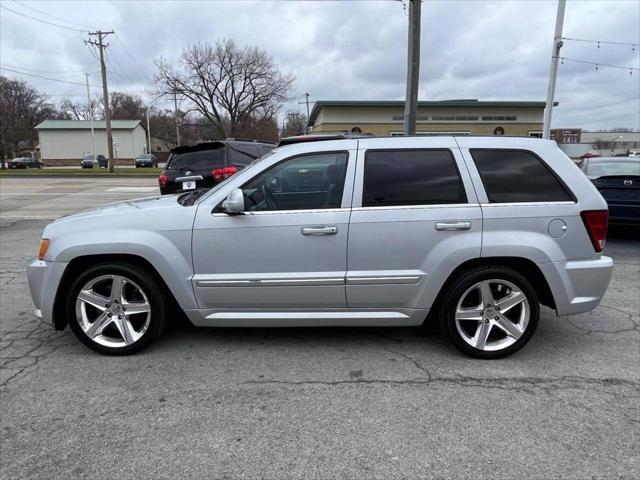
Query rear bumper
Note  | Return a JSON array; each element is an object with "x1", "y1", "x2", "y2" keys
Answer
[
  {"x1": 539, "y1": 256, "x2": 614, "y2": 316},
  {"x1": 27, "y1": 258, "x2": 69, "y2": 326}
]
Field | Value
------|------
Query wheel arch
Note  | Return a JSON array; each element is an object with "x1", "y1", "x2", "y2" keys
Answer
[
  {"x1": 52, "y1": 253, "x2": 182, "y2": 330},
  {"x1": 426, "y1": 256, "x2": 556, "y2": 324}
]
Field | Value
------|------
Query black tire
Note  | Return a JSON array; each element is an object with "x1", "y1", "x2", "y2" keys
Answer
[
  {"x1": 438, "y1": 266, "x2": 540, "y2": 359},
  {"x1": 66, "y1": 262, "x2": 169, "y2": 355}
]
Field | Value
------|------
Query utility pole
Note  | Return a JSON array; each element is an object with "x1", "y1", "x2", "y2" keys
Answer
[
  {"x1": 303, "y1": 93, "x2": 310, "y2": 134},
  {"x1": 87, "y1": 30, "x2": 115, "y2": 172},
  {"x1": 173, "y1": 91, "x2": 181, "y2": 145},
  {"x1": 85, "y1": 73, "x2": 96, "y2": 157},
  {"x1": 403, "y1": 0, "x2": 421, "y2": 136},
  {"x1": 146, "y1": 111, "x2": 152, "y2": 154},
  {"x1": 543, "y1": 0, "x2": 566, "y2": 139},
  {"x1": 298, "y1": 93, "x2": 311, "y2": 134}
]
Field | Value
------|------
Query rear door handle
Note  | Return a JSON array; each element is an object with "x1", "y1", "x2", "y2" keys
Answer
[
  {"x1": 435, "y1": 221, "x2": 472, "y2": 231},
  {"x1": 301, "y1": 225, "x2": 338, "y2": 236}
]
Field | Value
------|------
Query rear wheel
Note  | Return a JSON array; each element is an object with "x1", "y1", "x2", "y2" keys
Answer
[
  {"x1": 66, "y1": 262, "x2": 169, "y2": 355},
  {"x1": 438, "y1": 266, "x2": 539, "y2": 359}
]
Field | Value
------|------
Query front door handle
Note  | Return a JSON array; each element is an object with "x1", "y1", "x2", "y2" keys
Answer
[
  {"x1": 301, "y1": 225, "x2": 338, "y2": 236},
  {"x1": 435, "y1": 221, "x2": 472, "y2": 231}
]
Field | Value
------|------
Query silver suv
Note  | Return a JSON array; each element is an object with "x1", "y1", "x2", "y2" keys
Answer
[{"x1": 28, "y1": 136, "x2": 613, "y2": 358}]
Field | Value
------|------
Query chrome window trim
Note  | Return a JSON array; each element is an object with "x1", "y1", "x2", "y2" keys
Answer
[
  {"x1": 211, "y1": 208, "x2": 349, "y2": 217},
  {"x1": 352, "y1": 203, "x2": 474, "y2": 212},
  {"x1": 479, "y1": 201, "x2": 576, "y2": 207}
]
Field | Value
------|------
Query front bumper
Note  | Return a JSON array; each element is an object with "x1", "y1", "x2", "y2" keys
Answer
[
  {"x1": 27, "y1": 258, "x2": 69, "y2": 326},
  {"x1": 539, "y1": 255, "x2": 614, "y2": 316}
]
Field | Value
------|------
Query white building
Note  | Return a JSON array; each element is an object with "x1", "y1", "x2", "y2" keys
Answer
[{"x1": 35, "y1": 120, "x2": 147, "y2": 166}]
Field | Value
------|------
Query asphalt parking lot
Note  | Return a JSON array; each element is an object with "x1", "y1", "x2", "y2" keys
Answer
[{"x1": 1, "y1": 177, "x2": 639, "y2": 480}]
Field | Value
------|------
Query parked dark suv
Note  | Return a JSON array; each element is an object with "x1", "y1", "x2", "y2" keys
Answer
[
  {"x1": 158, "y1": 139, "x2": 275, "y2": 195},
  {"x1": 81, "y1": 154, "x2": 107, "y2": 168}
]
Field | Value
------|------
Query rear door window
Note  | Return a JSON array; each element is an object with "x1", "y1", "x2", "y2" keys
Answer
[
  {"x1": 363, "y1": 149, "x2": 467, "y2": 207},
  {"x1": 470, "y1": 149, "x2": 573, "y2": 203}
]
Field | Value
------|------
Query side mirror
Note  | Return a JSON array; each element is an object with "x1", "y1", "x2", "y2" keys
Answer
[{"x1": 220, "y1": 188, "x2": 245, "y2": 214}]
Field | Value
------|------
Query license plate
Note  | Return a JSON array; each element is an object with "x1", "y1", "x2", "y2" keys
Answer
[{"x1": 182, "y1": 181, "x2": 196, "y2": 190}]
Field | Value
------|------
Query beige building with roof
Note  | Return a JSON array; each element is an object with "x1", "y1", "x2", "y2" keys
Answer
[
  {"x1": 35, "y1": 120, "x2": 147, "y2": 166},
  {"x1": 307, "y1": 100, "x2": 547, "y2": 138}
]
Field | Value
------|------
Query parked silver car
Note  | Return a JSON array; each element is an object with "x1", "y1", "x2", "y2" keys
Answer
[{"x1": 28, "y1": 136, "x2": 613, "y2": 358}]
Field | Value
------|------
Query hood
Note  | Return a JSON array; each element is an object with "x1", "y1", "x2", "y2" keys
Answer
[{"x1": 55, "y1": 194, "x2": 180, "y2": 222}]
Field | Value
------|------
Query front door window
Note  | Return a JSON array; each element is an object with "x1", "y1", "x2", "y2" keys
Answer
[{"x1": 242, "y1": 152, "x2": 348, "y2": 211}]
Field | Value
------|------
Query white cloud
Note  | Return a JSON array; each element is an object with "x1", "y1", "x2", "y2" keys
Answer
[{"x1": 1, "y1": 0, "x2": 638, "y2": 130}]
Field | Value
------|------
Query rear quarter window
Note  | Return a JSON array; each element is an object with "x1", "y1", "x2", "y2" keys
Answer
[{"x1": 470, "y1": 149, "x2": 574, "y2": 203}]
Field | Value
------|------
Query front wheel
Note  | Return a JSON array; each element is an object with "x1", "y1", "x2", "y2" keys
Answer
[
  {"x1": 66, "y1": 262, "x2": 169, "y2": 355},
  {"x1": 438, "y1": 266, "x2": 540, "y2": 359}
]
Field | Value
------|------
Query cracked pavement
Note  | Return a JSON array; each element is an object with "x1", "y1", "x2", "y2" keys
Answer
[{"x1": 1, "y1": 179, "x2": 639, "y2": 479}]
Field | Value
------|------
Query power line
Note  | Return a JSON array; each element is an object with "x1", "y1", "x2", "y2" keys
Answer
[
  {"x1": 0, "y1": 64, "x2": 100, "y2": 79},
  {"x1": 0, "y1": 4, "x2": 86, "y2": 32},
  {"x1": 115, "y1": 33, "x2": 154, "y2": 84},
  {"x1": 11, "y1": 0, "x2": 99, "y2": 30},
  {"x1": 560, "y1": 57, "x2": 639, "y2": 72},
  {"x1": 0, "y1": 66, "x2": 101, "y2": 87},
  {"x1": 0, "y1": 64, "x2": 94, "y2": 74},
  {"x1": 105, "y1": 50, "x2": 148, "y2": 97},
  {"x1": 559, "y1": 98, "x2": 640, "y2": 118},
  {"x1": 562, "y1": 37, "x2": 639, "y2": 49}
]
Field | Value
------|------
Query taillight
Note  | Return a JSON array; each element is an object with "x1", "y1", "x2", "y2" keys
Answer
[
  {"x1": 158, "y1": 174, "x2": 168, "y2": 188},
  {"x1": 212, "y1": 166, "x2": 238, "y2": 182},
  {"x1": 581, "y1": 210, "x2": 608, "y2": 253}
]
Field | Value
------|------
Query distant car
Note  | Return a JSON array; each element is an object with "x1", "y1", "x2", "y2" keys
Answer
[
  {"x1": 581, "y1": 157, "x2": 640, "y2": 226},
  {"x1": 8, "y1": 157, "x2": 42, "y2": 169},
  {"x1": 159, "y1": 140, "x2": 275, "y2": 195},
  {"x1": 81, "y1": 154, "x2": 107, "y2": 169},
  {"x1": 135, "y1": 153, "x2": 159, "y2": 168}
]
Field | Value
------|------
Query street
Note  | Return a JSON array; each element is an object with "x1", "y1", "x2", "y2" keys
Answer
[{"x1": 1, "y1": 177, "x2": 639, "y2": 479}]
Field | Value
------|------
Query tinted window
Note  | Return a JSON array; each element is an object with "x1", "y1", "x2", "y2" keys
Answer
[
  {"x1": 228, "y1": 144, "x2": 259, "y2": 167},
  {"x1": 471, "y1": 149, "x2": 573, "y2": 203},
  {"x1": 242, "y1": 152, "x2": 348, "y2": 211},
  {"x1": 363, "y1": 150, "x2": 466, "y2": 207},
  {"x1": 167, "y1": 149, "x2": 223, "y2": 170}
]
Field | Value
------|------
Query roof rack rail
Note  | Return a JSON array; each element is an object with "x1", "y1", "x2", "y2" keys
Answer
[
  {"x1": 277, "y1": 132, "x2": 374, "y2": 147},
  {"x1": 224, "y1": 137, "x2": 277, "y2": 145}
]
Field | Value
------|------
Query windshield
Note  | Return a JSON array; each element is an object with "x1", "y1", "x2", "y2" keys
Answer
[
  {"x1": 586, "y1": 160, "x2": 640, "y2": 177},
  {"x1": 137, "y1": 154, "x2": 153, "y2": 159},
  {"x1": 83, "y1": 155, "x2": 95, "y2": 160},
  {"x1": 167, "y1": 149, "x2": 223, "y2": 170}
]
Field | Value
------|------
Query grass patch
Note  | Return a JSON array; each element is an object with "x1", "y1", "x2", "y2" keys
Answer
[{"x1": 0, "y1": 167, "x2": 162, "y2": 176}]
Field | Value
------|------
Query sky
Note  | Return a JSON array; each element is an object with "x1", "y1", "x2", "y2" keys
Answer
[{"x1": 1, "y1": 0, "x2": 639, "y2": 131}]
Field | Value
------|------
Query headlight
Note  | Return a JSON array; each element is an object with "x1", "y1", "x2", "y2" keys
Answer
[{"x1": 38, "y1": 239, "x2": 50, "y2": 260}]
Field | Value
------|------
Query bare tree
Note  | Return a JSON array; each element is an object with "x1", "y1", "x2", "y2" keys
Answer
[
  {"x1": 58, "y1": 98, "x2": 101, "y2": 120},
  {"x1": 0, "y1": 76, "x2": 58, "y2": 168},
  {"x1": 154, "y1": 39, "x2": 294, "y2": 138},
  {"x1": 281, "y1": 112, "x2": 308, "y2": 138},
  {"x1": 110, "y1": 92, "x2": 147, "y2": 120}
]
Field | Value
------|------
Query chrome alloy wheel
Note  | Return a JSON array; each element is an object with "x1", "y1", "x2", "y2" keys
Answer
[
  {"x1": 454, "y1": 279, "x2": 530, "y2": 352},
  {"x1": 75, "y1": 274, "x2": 152, "y2": 348}
]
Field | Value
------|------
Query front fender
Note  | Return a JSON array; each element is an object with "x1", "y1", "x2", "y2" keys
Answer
[{"x1": 49, "y1": 229, "x2": 197, "y2": 310}]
